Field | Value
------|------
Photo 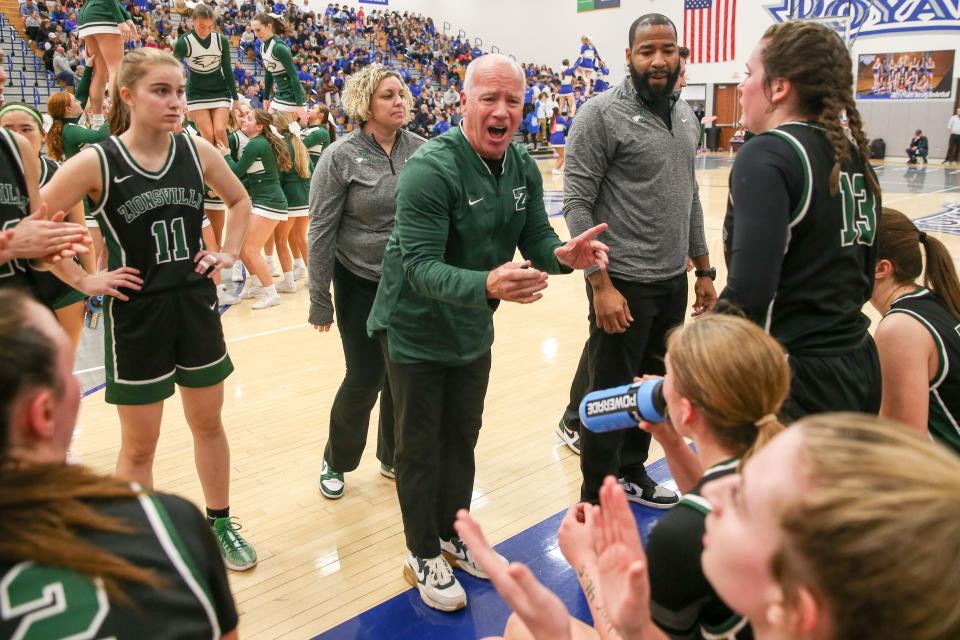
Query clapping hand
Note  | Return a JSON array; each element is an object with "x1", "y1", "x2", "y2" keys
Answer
[
  {"x1": 10, "y1": 206, "x2": 91, "y2": 264},
  {"x1": 555, "y1": 223, "x2": 609, "y2": 271},
  {"x1": 454, "y1": 510, "x2": 573, "y2": 640},
  {"x1": 593, "y1": 476, "x2": 656, "y2": 640}
]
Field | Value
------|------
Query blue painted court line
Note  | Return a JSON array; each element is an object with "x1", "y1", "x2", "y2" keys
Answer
[{"x1": 312, "y1": 457, "x2": 674, "y2": 640}]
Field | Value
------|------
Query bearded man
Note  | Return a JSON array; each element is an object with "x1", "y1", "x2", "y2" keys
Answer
[{"x1": 555, "y1": 13, "x2": 717, "y2": 505}]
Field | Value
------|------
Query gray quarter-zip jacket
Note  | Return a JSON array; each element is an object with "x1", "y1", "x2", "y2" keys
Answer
[
  {"x1": 563, "y1": 78, "x2": 708, "y2": 282},
  {"x1": 307, "y1": 127, "x2": 426, "y2": 326}
]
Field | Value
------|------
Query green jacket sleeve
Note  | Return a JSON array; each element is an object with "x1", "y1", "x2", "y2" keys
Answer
[
  {"x1": 63, "y1": 122, "x2": 110, "y2": 148},
  {"x1": 173, "y1": 35, "x2": 187, "y2": 60},
  {"x1": 518, "y1": 153, "x2": 568, "y2": 274},
  {"x1": 224, "y1": 135, "x2": 264, "y2": 176},
  {"x1": 112, "y1": 0, "x2": 129, "y2": 22},
  {"x1": 76, "y1": 64, "x2": 94, "y2": 109},
  {"x1": 221, "y1": 35, "x2": 239, "y2": 100},
  {"x1": 275, "y1": 42, "x2": 306, "y2": 104},
  {"x1": 394, "y1": 156, "x2": 490, "y2": 310}
]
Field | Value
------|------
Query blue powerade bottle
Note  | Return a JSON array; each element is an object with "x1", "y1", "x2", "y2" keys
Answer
[{"x1": 579, "y1": 377, "x2": 667, "y2": 433}]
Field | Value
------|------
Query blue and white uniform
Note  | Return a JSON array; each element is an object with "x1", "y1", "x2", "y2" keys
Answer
[
  {"x1": 550, "y1": 115, "x2": 569, "y2": 147},
  {"x1": 578, "y1": 42, "x2": 597, "y2": 71},
  {"x1": 559, "y1": 61, "x2": 578, "y2": 95}
]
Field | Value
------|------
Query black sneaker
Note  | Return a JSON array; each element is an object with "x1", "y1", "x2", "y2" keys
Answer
[
  {"x1": 619, "y1": 475, "x2": 679, "y2": 509},
  {"x1": 556, "y1": 419, "x2": 581, "y2": 455}
]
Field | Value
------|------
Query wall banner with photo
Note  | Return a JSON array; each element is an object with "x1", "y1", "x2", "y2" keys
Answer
[
  {"x1": 577, "y1": 0, "x2": 620, "y2": 12},
  {"x1": 856, "y1": 50, "x2": 955, "y2": 100}
]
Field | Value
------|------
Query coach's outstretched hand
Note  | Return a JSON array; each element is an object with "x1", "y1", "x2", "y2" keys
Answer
[
  {"x1": 555, "y1": 223, "x2": 609, "y2": 271},
  {"x1": 454, "y1": 510, "x2": 573, "y2": 640},
  {"x1": 486, "y1": 260, "x2": 549, "y2": 304}
]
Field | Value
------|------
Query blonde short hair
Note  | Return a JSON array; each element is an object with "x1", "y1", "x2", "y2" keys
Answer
[{"x1": 340, "y1": 64, "x2": 414, "y2": 125}]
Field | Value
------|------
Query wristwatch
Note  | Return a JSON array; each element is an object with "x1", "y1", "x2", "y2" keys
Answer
[{"x1": 694, "y1": 267, "x2": 717, "y2": 281}]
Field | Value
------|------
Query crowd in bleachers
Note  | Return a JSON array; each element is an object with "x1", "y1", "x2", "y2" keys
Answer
[{"x1": 14, "y1": 0, "x2": 611, "y2": 141}]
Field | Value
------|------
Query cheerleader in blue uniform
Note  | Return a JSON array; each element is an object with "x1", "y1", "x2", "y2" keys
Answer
[
  {"x1": 577, "y1": 35, "x2": 599, "y2": 96},
  {"x1": 593, "y1": 60, "x2": 610, "y2": 93},
  {"x1": 549, "y1": 106, "x2": 569, "y2": 176},
  {"x1": 558, "y1": 58, "x2": 579, "y2": 117}
]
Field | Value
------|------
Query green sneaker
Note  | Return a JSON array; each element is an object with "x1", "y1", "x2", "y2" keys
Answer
[
  {"x1": 319, "y1": 459, "x2": 344, "y2": 499},
  {"x1": 211, "y1": 517, "x2": 257, "y2": 571},
  {"x1": 379, "y1": 463, "x2": 396, "y2": 480}
]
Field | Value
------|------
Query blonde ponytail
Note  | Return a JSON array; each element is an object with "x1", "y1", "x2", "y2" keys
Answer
[{"x1": 272, "y1": 112, "x2": 311, "y2": 178}]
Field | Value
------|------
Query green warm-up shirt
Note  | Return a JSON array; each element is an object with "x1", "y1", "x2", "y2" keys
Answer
[{"x1": 367, "y1": 126, "x2": 568, "y2": 366}]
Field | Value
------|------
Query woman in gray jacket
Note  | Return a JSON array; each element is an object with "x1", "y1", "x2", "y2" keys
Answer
[{"x1": 308, "y1": 64, "x2": 425, "y2": 499}]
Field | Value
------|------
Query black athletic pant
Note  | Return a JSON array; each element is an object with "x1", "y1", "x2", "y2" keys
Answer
[
  {"x1": 947, "y1": 133, "x2": 960, "y2": 162},
  {"x1": 382, "y1": 336, "x2": 492, "y2": 558},
  {"x1": 324, "y1": 260, "x2": 394, "y2": 472},
  {"x1": 564, "y1": 273, "x2": 688, "y2": 504},
  {"x1": 782, "y1": 335, "x2": 882, "y2": 421}
]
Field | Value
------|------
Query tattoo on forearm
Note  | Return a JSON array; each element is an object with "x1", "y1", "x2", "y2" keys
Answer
[{"x1": 578, "y1": 566, "x2": 616, "y2": 635}]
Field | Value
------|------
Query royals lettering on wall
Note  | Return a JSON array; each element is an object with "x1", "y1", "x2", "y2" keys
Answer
[{"x1": 767, "y1": 1, "x2": 960, "y2": 36}]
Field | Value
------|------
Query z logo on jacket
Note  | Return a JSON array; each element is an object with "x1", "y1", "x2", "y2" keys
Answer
[{"x1": 513, "y1": 187, "x2": 527, "y2": 212}]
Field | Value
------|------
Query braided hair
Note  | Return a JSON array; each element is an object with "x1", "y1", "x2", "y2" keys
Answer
[{"x1": 760, "y1": 21, "x2": 879, "y2": 197}]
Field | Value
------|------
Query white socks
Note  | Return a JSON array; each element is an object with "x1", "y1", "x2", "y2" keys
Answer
[
  {"x1": 282, "y1": 271, "x2": 294, "y2": 287},
  {"x1": 263, "y1": 284, "x2": 277, "y2": 295},
  {"x1": 293, "y1": 258, "x2": 305, "y2": 269}
]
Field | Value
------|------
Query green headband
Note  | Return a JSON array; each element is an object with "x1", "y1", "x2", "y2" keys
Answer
[{"x1": 0, "y1": 104, "x2": 43, "y2": 128}]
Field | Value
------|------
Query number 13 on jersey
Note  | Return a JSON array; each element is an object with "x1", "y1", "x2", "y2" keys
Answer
[{"x1": 839, "y1": 171, "x2": 878, "y2": 247}]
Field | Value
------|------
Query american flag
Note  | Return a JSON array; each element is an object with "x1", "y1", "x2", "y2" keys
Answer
[{"x1": 684, "y1": 0, "x2": 737, "y2": 64}]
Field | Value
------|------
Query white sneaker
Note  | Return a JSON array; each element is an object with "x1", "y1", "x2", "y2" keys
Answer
[
  {"x1": 266, "y1": 257, "x2": 281, "y2": 277},
  {"x1": 403, "y1": 553, "x2": 466, "y2": 612},
  {"x1": 293, "y1": 264, "x2": 308, "y2": 280},
  {"x1": 240, "y1": 285, "x2": 264, "y2": 299},
  {"x1": 275, "y1": 280, "x2": 297, "y2": 294},
  {"x1": 218, "y1": 285, "x2": 241, "y2": 306},
  {"x1": 440, "y1": 535, "x2": 507, "y2": 580},
  {"x1": 229, "y1": 263, "x2": 244, "y2": 282},
  {"x1": 251, "y1": 292, "x2": 282, "y2": 309}
]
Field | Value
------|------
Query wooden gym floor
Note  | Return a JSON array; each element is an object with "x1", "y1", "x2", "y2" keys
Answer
[{"x1": 70, "y1": 152, "x2": 960, "y2": 639}]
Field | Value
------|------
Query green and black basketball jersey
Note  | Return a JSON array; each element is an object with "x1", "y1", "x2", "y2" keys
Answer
[
  {"x1": 0, "y1": 128, "x2": 35, "y2": 293},
  {"x1": 647, "y1": 459, "x2": 752, "y2": 640},
  {"x1": 261, "y1": 35, "x2": 306, "y2": 109},
  {"x1": 90, "y1": 133, "x2": 207, "y2": 296},
  {"x1": 0, "y1": 491, "x2": 237, "y2": 639},
  {"x1": 174, "y1": 31, "x2": 238, "y2": 108},
  {"x1": 887, "y1": 288, "x2": 960, "y2": 454},
  {"x1": 300, "y1": 124, "x2": 330, "y2": 165},
  {"x1": 722, "y1": 122, "x2": 879, "y2": 354}
]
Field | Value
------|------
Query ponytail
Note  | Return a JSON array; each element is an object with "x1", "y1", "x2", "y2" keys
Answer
[
  {"x1": 272, "y1": 112, "x2": 310, "y2": 178},
  {"x1": 108, "y1": 73, "x2": 130, "y2": 135},
  {"x1": 878, "y1": 208, "x2": 960, "y2": 320},
  {"x1": 921, "y1": 233, "x2": 960, "y2": 320},
  {"x1": 45, "y1": 92, "x2": 72, "y2": 161},
  {"x1": 667, "y1": 314, "x2": 790, "y2": 464},
  {"x1": 251, "y1": 109, "x2": 291, "y2": 172}
]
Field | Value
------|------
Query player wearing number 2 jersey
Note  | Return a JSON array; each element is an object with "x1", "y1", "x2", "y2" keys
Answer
[
  {"x1": 719, "y1": 21, "x2": 882, "y2": 418},
  {"x1": 0, "y1": 290, "x2": 239, "y2": 640},
  {"x1": 40, "y1": 48, "x2": 258, "y2": 571}
]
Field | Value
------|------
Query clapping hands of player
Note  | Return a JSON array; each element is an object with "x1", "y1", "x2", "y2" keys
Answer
[
  {"x1": 10, "y1": 207, "x2": 91, "y2": 265},
  {"x1": 454, "y1": 510, "x2": 574, "y2": 640},
  {"x1": 554, "y1": 222, "x2": 609, "y2": 271},
  {"x1": 593, "y1": 476, "x2": 657, "y2": 640}
]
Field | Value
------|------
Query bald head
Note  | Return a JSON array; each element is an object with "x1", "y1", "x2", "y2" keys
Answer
[{"x1": 463, "y1": 54, "x2": 524, "y2": 95}]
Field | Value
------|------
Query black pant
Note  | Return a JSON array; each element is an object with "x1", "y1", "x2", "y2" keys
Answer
[
  {"x1": 324, "y1": 260, "x2": 394, "y2": 471},
  {"x1": 947, "y1": 134, "x2": 960, "y2": 162},
  {"x1": 382, "y1": 335, "x2": 491, "y2": 558},
  {"x1": 563, "y1": 273, "x2": 688, "y2": 503},
  {"x1": 782, "y1": 336, "x2": 882, "y2": 421}
]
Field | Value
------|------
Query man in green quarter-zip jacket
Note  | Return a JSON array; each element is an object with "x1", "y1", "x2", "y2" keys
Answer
[{"x1": 367, "y1": 53, "x2": 609, "y2": 614}]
